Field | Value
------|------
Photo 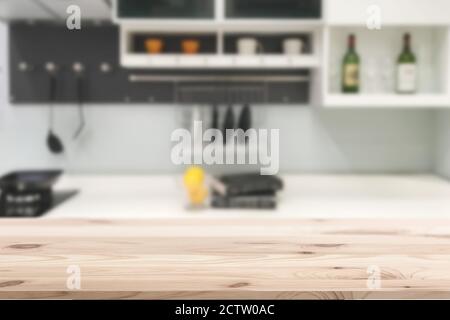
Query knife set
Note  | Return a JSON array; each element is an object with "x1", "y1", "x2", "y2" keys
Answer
[
  {"x1": 211, "y1": 104, "x2": 252, "y2": 144},
  {"x1": 211, "y1": 173, "x2": 283, "y2": 209}
]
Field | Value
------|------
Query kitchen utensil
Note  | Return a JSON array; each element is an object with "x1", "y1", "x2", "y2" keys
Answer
[
  {"x1": 237, "y1": 104, "x2": 252, "y2": 144},
  {"x1": 222, "y1": 105, "x2": 235, "y2": 144},
  {"x1": 73, "y1": 62, "x2": 86, "y2": 139},
  {"x1": 238, "y1": 104, "x2": 252, "y2": 131},
  {"x1": 182, "y1": 39, "x2": 200, "y2": 54},
  {"x1": 145, "y1": 38, "x2": 163, "y2": 54},
  {"x1": 45, "y1": 64, "x2": 64, "y2": 154},
  {"x1": 47, "y1": 130, "x2": 64, "y2": 154},
  {"x1": 211, "y1": 104, "x2": 219, "y2": 142},
  {"x1": 237, "y1": 38, "x2": 262, "y2": 55},
  {"x1": 0, "y1": 170, "x2": 63, "y2": 192},
  {"x1": 191, "y1": 106, "x2": 203, "y2": 147},
  {"x1": 283, "y1": 38, "x2": 303, "y2": 55}
]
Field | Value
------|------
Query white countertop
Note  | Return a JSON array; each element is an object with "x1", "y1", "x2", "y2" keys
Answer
[{"x1": 47, "y1": 174, "x2": 450, "y2": 219}]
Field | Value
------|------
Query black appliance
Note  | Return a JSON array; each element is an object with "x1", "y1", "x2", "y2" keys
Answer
[{"x1": 0, "y1": 170, "x2": 76, "y2": 218}]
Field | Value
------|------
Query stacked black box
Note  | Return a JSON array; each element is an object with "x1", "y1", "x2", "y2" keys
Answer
[{"x1": 211, "y1": 173, "x2": 283, "y2": 209}]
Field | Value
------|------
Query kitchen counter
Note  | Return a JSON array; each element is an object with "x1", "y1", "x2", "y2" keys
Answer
[
  {"x1": 1, "y1": 218, "x2": 450, "y2": 299},
  {"x1": 2, "y1": 174, "x2": 450, "y2": 299},
  {"x1": 48, "y1": 174, "x2": 450, "y2": 219}
]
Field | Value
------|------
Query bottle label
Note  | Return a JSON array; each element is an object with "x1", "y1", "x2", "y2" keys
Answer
[
  {"x1": 344, "y1": 63, "x2": 359, "y2": 87},
  {"x1": 397, "y1": 63, "x2": 417, "y2": 92}
]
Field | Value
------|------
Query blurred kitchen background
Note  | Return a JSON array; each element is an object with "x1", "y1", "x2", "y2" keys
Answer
[{"x1": 0, "y1": 0, "x2": 450, "y2": 218}]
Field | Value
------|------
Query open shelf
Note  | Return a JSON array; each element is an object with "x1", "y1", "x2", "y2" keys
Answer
[
  {"x1": 121, "y1": 54, "x2": 320, "y2": 69},
  {"x1": 130, "y1": 33, "x2": 217, "y2": 54},
  {"x1": 120, "y1": 26, "x2": 320, "y2": 69},
  {"x1": 116, "y1": 0, "x2": 323, "y2": 70},
  {"x1": 324, "y1": 94, "x2": 450, "y2": 108},
  {"x1": 223, "y1": 33, "x2": 313, "y2": 54},
  {"x1": 323, "y1": 26, "x2": 450, "y2": 108}
]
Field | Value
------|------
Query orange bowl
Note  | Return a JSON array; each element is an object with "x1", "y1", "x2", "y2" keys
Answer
[
  {"x1": 182, "y1": 39, "x2": 200, "y2": 54},
  {"x1": 145, "y1": 38, "x2": 163, "y2": 54}
]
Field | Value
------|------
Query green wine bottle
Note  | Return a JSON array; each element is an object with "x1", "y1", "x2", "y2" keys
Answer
[
  {"x1": 342, "y1": 34, "x2": 360, "y2": 93},
  {"x1": 396, "y1": 33, "x2": 417, "y2": 94}
]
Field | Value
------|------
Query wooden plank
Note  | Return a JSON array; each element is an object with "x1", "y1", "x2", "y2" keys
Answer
[{"x1": 1, "y1": 219, "x2": 450, "y2": 299}]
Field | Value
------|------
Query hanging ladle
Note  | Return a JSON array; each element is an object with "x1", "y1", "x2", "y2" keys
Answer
[{"x1": 45, "y1": 62, "x2": 64, "y2": 154}]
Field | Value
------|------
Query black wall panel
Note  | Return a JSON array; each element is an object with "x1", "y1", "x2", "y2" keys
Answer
[{"x1": 9, "y1": 23, "x2": 309, "y2": 105}]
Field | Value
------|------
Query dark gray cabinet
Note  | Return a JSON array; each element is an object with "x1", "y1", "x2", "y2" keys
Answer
[
  {"x1": 226, "y1": 0, "x2": 321, "y2": 19},
  {"x1": 117, "y1": 0, "x2": 214, "y2": 19}
]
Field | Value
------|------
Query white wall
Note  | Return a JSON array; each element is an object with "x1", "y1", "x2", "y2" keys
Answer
[
  {"x1": 436, "y1": 111, "x2": 450, "y2": 179},
  {"x1": 267, "y1": 107, "x2": 434, "y2": 174},
  {"x1": 0, "y1": 23, "x2": 438, "y2": 175}
]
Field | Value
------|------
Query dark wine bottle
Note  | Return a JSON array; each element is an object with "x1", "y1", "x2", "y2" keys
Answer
[
  {"x1": 342, "y1": 34, "x2": 360, "y2": 93},
  {"x1": 396, "y1": 33, "x2": 417, "y2": 94}
]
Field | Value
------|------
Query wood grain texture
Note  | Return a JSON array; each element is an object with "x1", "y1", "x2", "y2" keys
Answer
[{"x1": 1, "y1": 218, "x2": 450, "y2": 299}]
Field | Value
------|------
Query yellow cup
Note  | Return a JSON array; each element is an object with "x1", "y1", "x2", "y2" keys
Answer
[
  {"x1": 145, "y1": 38, "x2": 163, "y2": 54},
  {"x1": 182, "y1": 39, "x2": 200, "y2": 54}
]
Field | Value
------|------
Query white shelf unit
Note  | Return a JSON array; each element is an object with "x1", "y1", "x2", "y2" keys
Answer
[
  {"x1": 115, "y1": 0, "x2": 323, "y2": 70},
  {"x1": 119, "y1": 24, "x2": 322, "y2": 70},
  {"x1": 322, "y1": 26, "x2": 450, "y2": 108},
  {"x1": 114, "y1": 0, "x2": 450, "y2": 108}
]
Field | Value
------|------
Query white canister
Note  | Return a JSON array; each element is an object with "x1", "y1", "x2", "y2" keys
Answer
[
  {"x1": 283, "y1": 38, "x2": 304, "y2": 55},
  {"x1": 237, "y1": 38, "x2": 261, "y2": 55}
]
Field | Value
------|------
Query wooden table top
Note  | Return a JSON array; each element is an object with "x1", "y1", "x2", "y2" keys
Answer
[{"x1": 1, "y1": 218, "x2": 450, "y2": 299}]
